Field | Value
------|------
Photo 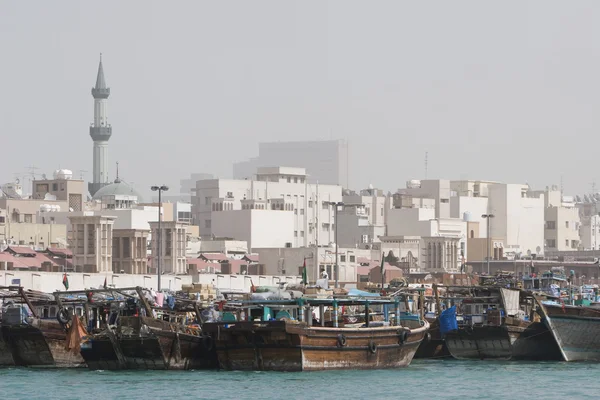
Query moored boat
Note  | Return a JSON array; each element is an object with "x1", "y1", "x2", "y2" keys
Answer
[{"x1": 204, "y1": 297, "x2": 429, "y2": 371}]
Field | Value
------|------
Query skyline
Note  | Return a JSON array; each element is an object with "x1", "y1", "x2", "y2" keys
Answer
[{"x1": 2, "y1": 1, "x2": 600, "y2": 198}]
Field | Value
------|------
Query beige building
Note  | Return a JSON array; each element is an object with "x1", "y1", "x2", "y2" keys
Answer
[
  {"x1": 0, "y1": 203, "x2": 68, "y2": 248},
  {"x1": 421, "y1": 236, "x2": 461, "y2": 273},
  {"x1": 69, "y1": 215, "x2": 115, "y2": 273},
  {"x1": 112, "y1": 229, "x2": 149, "y2": 274},
  {"x1": 32, "y1": 172, "x2": 86, "y2": 211},
  {"x1": 150, "y1": 221, "x2": 187, "y2": 274}
]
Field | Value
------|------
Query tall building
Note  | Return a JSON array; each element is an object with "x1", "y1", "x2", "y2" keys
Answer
[
  {"x1": 88, "y1": 54, "x2": 112, "y2": 197},
  {"x1": 233, "y1": 140, "x2": 349, "y2": 187},
  {"x1": 193, "y1": 167, "x2": 342, "y2": 249}
]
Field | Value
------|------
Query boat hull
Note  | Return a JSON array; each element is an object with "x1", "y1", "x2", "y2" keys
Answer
[
  {"x1": 80, "y1": 335, "x2": 124, "y2": 370},
  {"x1": 444, "y1": 325, "x2": 525, "y2": 360},
  {"x1": 542, "y1": 304, "x2": 600, "y2": 362},
  {"x1": 204, "y1": 319, "x2": 429, "y2": 371},
  {"x1": 511, "y1": 322, "x2": 562, "y2": 361},
  {"x1": 2, "y1": 320, "x2": 85, "y2": 368},
  {"x1": 116, "y1": 316, "x2": 217, "y2": 370}
]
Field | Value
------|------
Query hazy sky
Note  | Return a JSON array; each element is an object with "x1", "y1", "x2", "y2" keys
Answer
[{"x1": 1, "y1": 1, "x2": 600, "y2": 198}]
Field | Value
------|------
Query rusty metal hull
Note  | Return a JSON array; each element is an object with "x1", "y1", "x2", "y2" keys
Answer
[
  {"x1": 2, "y1": 320, "x2": 85, "y2": 368},
  {"x1": 116, "y1": 316, "x2": 217, "y2": 370},
  {"x1": 0, "y1": 330, "x2": 15, "y2": 367},
  {"x1": 542, "y1": 304, "x2": 600, "y2": 362},
  {"x1": 444, "y1": 325, "x2": 526, "y2": 360},
  {"x1": 205, "y1": 320, "x2": 429, "y2": 371}
]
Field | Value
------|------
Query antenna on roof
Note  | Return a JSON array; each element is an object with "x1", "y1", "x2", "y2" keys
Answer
[
  {"x1": 116, "y1": 161, "x2": 119, "y2": 181},
  {"x1": 424, "y1": 152, "x2": 428, "y2": 179}
]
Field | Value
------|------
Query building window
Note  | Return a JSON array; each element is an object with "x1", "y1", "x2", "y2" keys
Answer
[
  {"x1": 205, "y1": 220, "x2": 211, "y2": 228},
  {"x1": 226, "y1": 191, "x2": 233, "y2": 198},
  {"x1": 294, "y1": 209, "x2": 298, "y2": 215},
  {"x1": 565, "y1": 239, "x2": 569, "y2": 247},
  {"x1": 470, "y1": 230, "x2": 474, "y2": 238},
  {"x1": 300, "y1": 209, "x2": 305, "y2": 215},
  {"x1": 308, "y1": 201, "x2": 313, "y2": 208},
  {"x1": 565, "y1": 221, "x2": 569, "y2": 229},
  {"x1": 350, "y1": 255, "x2": 355, "y2": 262},
  {"x1": 24, "y1": 214, "x2": 32, "y2": 223},
  {"x1": 571, "y1": 240, "x2": 578, "y2": 248},
  {"x1": 300, "y1": 231, "x2": 305, "y2": 237},
  {"x1": 340, "y1": 255, "x2": 346, "y2": 262},
  {"x1": 0, "y1": 216, "x2": 5, "y2": 223},
  {"x1": 287, "y1": 177, "x2": 291, "y2": 183},
  {"x1": 546, "y1": 221, "x2": 556, "y2": 230},
  {"x1": 322, "y1": 202, "x2": 329, "y2": 210},
  {"x1": 294, "y1": 177, "x2": 298, "y2": 183},
  {"x1": 52, "y1": 183, "x2": 58, "y2": 191},
  {"x1": 440, "y1": 198, "x2": 449, "y2": 203},
  {"x1": 294, "y1": 231, "x2": 298, "y2": 237},
  {"x1": 546, "y1": 239, "x2": 556, "y2": 248}
]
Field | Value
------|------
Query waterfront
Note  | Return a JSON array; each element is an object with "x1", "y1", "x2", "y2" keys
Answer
[{"x1": 1, "y1": 360, "x2": 599, "y2": 400}]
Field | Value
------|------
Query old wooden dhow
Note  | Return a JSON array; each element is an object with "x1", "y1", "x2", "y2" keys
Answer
[{"x1": 203, "y1": 296, "x2": 429, "y2": 371}]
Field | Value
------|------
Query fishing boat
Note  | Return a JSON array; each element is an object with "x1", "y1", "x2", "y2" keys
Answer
[
  {"x1": 0, "y1": 286, "x2": 86, "y2": 368},
  {"x1": 442, "y1": 286, "x2": 561, "y2": 360},
  {"x1": 536, "y1": 296, "x2": 600, "y2": 361},
  {"x1": 203, "y1": 296, "x2": 429, "y2": 371},
  {"x1": 80, "y1": 287, "x2": 217, "y2": 370}
]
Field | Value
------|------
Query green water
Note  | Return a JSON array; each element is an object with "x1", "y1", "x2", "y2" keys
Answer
[{"x1": 1, "y1": 360, "x2": 599, "y2": 399}]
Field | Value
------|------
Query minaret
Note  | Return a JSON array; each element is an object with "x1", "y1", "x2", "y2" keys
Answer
[{"x1": 88, "y1": 53, "x2": 112, "y2": 197}]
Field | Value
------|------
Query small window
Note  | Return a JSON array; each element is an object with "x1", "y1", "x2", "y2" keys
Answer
[
  {"x1": 322, "y1": 202, "x2": 329, "y2": 210},
  {"x1": 308, "y1": 201, "x2": 313, "y2": 208},
  {"x1": 470, "y1": 230, "x2": 474, "y2": 238},
  {"x1": 294, "y1": 231, "x2": 298, "y2": 237},
  {"x1": 350, "y1": 255, "x2": 355, "y2": 262},
  {"x1": 52, "y1": 183, "x2": 58, "y2": 191},
  {"x1": 294, "y1": 209, "x2": 298, "y2": 215},
  {"x1": 300, "y1": 209, "x2": 305, "y2": 215},
  {"x1": 294, "y1": 177, "x2": 298, "y2": 183},
  {"x1": 340, "y1": 255, "x2": 346, "y2": 262},
  {"x1": 300, "y1": 231, "x2": 305, "y2": 237},
  {"x1": 287, "y1": 177, "x2": 291, "y2": 183},
  {"x1": 565, "y1": 239, "x2": 569, "y2": 246},
  {"x1": 565, "y1": 221, "x2": 569, "y2": 229}
]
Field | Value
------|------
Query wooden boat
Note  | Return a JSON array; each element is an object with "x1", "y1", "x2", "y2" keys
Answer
[
  {"x1": 0, "y1": 286, "x2": 86, "y2": 368},
  {"x1": 203, "y1": 297, "x2": 429, "y2": 371},
  {"x1": 80, "y1": 287, "x2": 217, "y2": 370},
  {"x1": 536, "y1": 297, "x2": 600, "y2": 361},
  {"x1": 443, "y1": 286, "x2": 561, "y2": 360}
]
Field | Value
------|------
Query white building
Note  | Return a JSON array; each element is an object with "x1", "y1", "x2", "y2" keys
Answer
[
  {"x1": 529, "y1": 187, "x2": 580, "y2": 252},
  {"x1": 193, "y1": 167, "x2": 342, "y2": 248},
  {"x1": 580, "y1": 214, "x2": 600, "y2": 250},
  {"x1": 233, "y1": 139, "x2": 349, "y2": 187},
  {"x1": 338, "y1": 187, "x2": 390, "y2": 248}
]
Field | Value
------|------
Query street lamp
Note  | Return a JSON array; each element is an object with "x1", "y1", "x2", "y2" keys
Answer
[
  {"x1": 328, "y1": 201, "x2": 344, "y2": 288},
  {"x1": 482, "y1": 213, "x2": 495, "y2": 275},
  {"x1": 151, "y1": 185, "x2": 169, "y2": 291}
]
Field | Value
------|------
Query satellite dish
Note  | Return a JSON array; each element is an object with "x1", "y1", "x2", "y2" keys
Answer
[{"x1": 536, "y1": 246, "x2": 541, "y2": 253}]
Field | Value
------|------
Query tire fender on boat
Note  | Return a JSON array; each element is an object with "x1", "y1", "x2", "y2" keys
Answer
[
  {"x1": 398, "y1": 329, "x2": 409, "y2": 344},
  {"x1": 337, "y1": 334, "x2": 347, "y2": 347},
  {"x1": 368, "y1": 340, "x2": 377, "y2": 354},
  {"x1": 202, "y1": 335, "x2": 214, "y2": 352},
  {"x1": 57, "y1": 308, "x2": 70, "y2": 325}
]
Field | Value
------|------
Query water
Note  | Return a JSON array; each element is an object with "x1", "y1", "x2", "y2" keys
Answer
[{"x1": 1, "y1": 360, "x2": 599, "y2": 400}]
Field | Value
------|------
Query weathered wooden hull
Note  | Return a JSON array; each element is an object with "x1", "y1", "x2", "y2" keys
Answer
[
  {"x1": 542, "y1": 304, "x2": 600, "y2": 362},
  {"x1": 511, "y1": 322, "x2": 562, "y2": 361},
  {"x1": 205, "y1": 319, "x2": 429, "y2": 371},
  {"x1": 444, "y1": 325, "x2": 526, "y2": 360},
  {"x1": 413, "y1": 319, "x2": 451, "y2": 360},
  {"x1": 2, "y1": 321, "x2": 85, "y2": 368},
  {"x1": 80, "y1": 335, "x2": 124, "y2": 370},
  {"x1": 116, "y1": 316, "x2": 217, "y2": 370},
  {"x1": 0, "y1": 329, "x2": 16, "y2": 367}
]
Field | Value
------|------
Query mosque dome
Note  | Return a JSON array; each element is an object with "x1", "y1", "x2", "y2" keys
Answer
[{"x1": 92, "y1": 178, "x2": 144, "y2": 202}]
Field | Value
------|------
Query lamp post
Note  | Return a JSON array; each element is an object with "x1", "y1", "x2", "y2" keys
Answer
[
  {"x1": 151, "y1": 185, "x2": 169, "y2": 291},
  {"x1": 482, "y1": 213, "x2": 495, "y2": 275},
  {"x1": 328, "y1": 201, "x2": 344, "y2": 288}
]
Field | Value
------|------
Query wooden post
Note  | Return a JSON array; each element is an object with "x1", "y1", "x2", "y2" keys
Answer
[
  {"x1": 20, "y1": 287, "x2": 38, "y2": 318},
  {"x1": 319, "y1": 304, "x2": 325, "y2": 326},
  {"x1": 365, "y1": 300, "x2": 370, "y2": 327},
  {"x1": 433, "y1": 283, "x2": 442, "y2": 317},
  {"x1": 136, "y1": 286, "x2": 153, "y2": 317},
  {"x1": 333, "y1": 300, "x2": 339, "y2": 328},
  {"x1": 419, "y1": 288, "x2": 425, "y2": 320}
]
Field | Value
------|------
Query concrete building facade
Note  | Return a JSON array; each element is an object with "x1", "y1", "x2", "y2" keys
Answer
[
  {"x1": 193, "y1": 167, "x2": 342, "y2": 247},
  {"x1": 150, "y1": 221, "x2": 187, "y2": 275},
  {"x1": 69, "y1": 215, "x2": 115, "y2": 273}
]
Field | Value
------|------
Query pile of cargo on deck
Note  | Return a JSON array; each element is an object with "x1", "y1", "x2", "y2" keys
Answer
[{"x1": 181, "y1": 283, "x2": 219, "y2": 302}]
